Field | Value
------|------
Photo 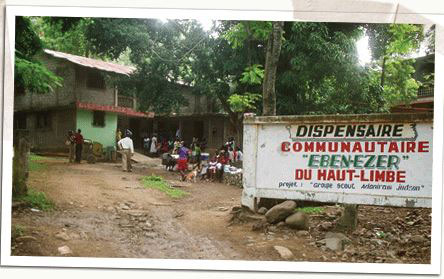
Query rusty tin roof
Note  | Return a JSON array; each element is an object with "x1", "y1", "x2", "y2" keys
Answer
[{"x1": 44, "y1": 49, "x2": 135, "y2": 76}]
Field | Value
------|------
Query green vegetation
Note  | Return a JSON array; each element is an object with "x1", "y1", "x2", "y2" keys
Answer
[
  {"x1": 15, "y1": 17, "x2": 63, "y2": 96},
  {"x1": 12, "y1": 224, "x2": 25, "y2": 238},
  {"x1": 20, "y1": 17, "x2": 434, "y2": 117},
  {"x1": 29, "y1": 153, "x2": 47, "y2": 171},
  {"x1": 297, "y1": 206, "x2": 325, "y2": 214},
  {"x1": 17, "y1": 188, "x2": 54, "y2": 211},
  {"x1": 141, "y1": 175, "x2": 188, "y2": 198}
]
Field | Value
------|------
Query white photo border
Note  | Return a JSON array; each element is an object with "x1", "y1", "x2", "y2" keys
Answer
[{"x1": 1, "y1": 2, "x2": 443, "y2": 275}]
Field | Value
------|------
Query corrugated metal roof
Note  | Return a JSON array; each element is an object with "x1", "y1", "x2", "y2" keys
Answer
[
  {"x1": 44, "y1": 49, "x2": 135, "y2": 76},
  {"x1": 76, "y1": 102, "x2": 154, "y2": 118}
]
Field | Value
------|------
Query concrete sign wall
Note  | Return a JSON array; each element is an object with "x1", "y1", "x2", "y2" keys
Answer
[{"x1": 242, "y1": 113, "x2": 433, "y2": 210}]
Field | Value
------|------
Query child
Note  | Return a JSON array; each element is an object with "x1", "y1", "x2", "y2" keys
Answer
[
  {"x1": 216, "y1": 149, "x2": 229, "y2": 182},
  {"x1": 208, "y1": 153, "x2": 218, "y2": 181}
]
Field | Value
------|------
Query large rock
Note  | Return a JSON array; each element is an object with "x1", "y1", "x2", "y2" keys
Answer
[
  {"x1": 325, "y1": 237, "x2": 344, "y2": 251},
  {"x1": 324, "y1": 232, "x2": 351, "y2": 251},
  {"x1": 58, "y1": 245, "x2": 72, "y2": 255},
  {"x1": 265, "y1": 200, "x2": 296, "y2": 224},
  {"x1": 410, "y1": 235, "x2": 426, "y2": 244},
  {"x1": 257, "y1": 207, "x2": 268, "y2": 215},
  {"x1": 55, "y1": 232, "x2": 71, "y2": 241},
  {"x1": 273, "y1": 246, "x2": 294, "y2": 260},
  {"x1": 285, "y1": 211, "x2": 309, "y2": 230}
]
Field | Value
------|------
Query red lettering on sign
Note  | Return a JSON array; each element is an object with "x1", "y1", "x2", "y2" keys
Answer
[
  {"x1": 281, "y1": 142, "x2": 290, "y2": 152},
  {"x1": 292, "y1": 142, "x2": 303, "y2": 152},
  {"x1": 418, "y1": 141, "x2": 429, "y2": 153},
  {"x1": 397, "y1": 171, "x2": 406, "y2": 183},
  {"x1": 406, "y1": 142, "x2": 416, "y2": 153}
]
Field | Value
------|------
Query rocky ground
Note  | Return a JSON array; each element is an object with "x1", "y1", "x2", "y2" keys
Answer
[{"x1": 11, "y1": 156, "x2": 431, "y2": 264}]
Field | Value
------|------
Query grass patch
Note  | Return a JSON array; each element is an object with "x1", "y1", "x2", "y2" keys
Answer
[
  {"x1": 297, "y1": 206, "x2": 325, "y2": 214},
  {"x1": 17, "y1": 188, "x2": 54, "y2": 211},
  {"x1": 141, "y1": 175, "x2": 188, "y2": 198},
  {"x1": 29, "y1": 153, "x2": 47, "y2": 172},
  {"x1": 12, "y1": 224, "x2": 25, "y2": 238}
]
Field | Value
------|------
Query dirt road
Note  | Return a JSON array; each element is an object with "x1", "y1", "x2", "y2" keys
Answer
[{"x1": 11, "y1": 157, "x2": 431, "y2": 263}]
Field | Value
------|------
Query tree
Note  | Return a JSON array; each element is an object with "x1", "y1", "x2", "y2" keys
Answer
[
  {"x1": 13, "y1": 17, "x2": 63, "y2": 198},
  {"x1": 276, "y1": 22, "x2": 384, "y2": 115},
  {"x1": 262, "y1": 22, "x2": 284, "y2": 116},
  {"x1": 32, "y1": 17, "x2": 429, "y2": 117},
  {"x1": 31, "y1": 17, "x2": 91, "y2": 56},
  {"x1": 366, "y1": 23, "x2": 424, "y2": 108},
  {"x1": 15, "y1": 17, "x2": 63, "y2": 96}
]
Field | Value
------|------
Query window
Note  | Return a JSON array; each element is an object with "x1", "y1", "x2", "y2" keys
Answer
[
  {"x1": 36, "y1": 112, "x2": 51, "y2": 129},
  {"x1": 86, "y1": 71, "x2": 105, "y2": 89},
  {"x1": 93, "y1": 111, "x2": 105, "y2": 127}
]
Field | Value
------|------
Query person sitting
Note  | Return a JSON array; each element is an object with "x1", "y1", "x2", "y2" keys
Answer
[
  {"x1": 199, "y1": 162, "x2": 209, "y2": 181},
  {"x1": 207, "y1": 153, "x2": 218, "y2": 182},
  {"x1": 216, "y1": 149, "x2": 229, "y2": 182}
]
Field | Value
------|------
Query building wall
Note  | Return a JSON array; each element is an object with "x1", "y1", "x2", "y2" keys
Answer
[
  {"x1": 15, "y1": 54, "x2": 117, "y2": 112},
  {"x1": 76, "y1": 109, "x2": 118, "y2": 149},
  {"x1": 177, "y1": 86, "x2": 218, "y2": 115},
  {"x1": 14, "y1": 57, "x2": 76, "y2": 111},
  {"x1": 15, "y1": 108, "x2": 76, "y2": 152},
  {"x1": 75, "y1": 66, "x2": 116, "y2": 106}
]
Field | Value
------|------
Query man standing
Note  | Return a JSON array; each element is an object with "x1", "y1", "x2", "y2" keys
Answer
[
  {"x1": 66, "y1": 130, "x2": 75, "y2": 163},
  {"x1": 74, "y1": 129, "x2": 84, "y2": 163},
  {"x1": 118, "y1": 130, "x2": 134, "y2": 172}
]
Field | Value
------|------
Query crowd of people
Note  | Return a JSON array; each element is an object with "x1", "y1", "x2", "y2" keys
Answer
[
  {"x1": 203, "y1": 137, "x2": 243, "y2": 182},
  {"x1": 66, "y1": 127, "x2": 243, "y2": 183},
  {"x1": 161, "y1": 136, "x2": 243, "y2": 182}
]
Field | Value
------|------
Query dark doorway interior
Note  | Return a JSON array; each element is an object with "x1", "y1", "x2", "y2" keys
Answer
[
  {"x1": 193, "y1": 120, "x2": 204, "y2": 141},
  {"x1": 130, "y1": 118, "x2": 141, "y2": 148}
]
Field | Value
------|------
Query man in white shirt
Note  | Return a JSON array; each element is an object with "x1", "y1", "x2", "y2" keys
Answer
[{"x1": 118, "y1": 130, "x2": 134, "y2": 172}]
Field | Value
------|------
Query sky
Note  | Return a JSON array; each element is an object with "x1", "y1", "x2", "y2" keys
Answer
[{"x1": 356, "y1": 36, "x2": 372, "y2": 66}]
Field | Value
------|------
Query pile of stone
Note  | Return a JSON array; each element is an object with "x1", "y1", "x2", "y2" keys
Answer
[
  {"x1": 259, "y1": 200, "x2": 309, "y2": 230},
  {"x1": 223, "y1": 172, "x2": 243, "y2": 188}
]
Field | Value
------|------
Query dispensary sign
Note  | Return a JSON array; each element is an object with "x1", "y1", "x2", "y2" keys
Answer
[{"x1": 242, "y1": 114, "x2": 433, "y2": 209}]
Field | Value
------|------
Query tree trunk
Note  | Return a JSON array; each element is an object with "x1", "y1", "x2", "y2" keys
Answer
[
  {"x1": 262, "y1": 21, "x2": 284, "y2": 116},
  {"x1": 13, "y1": 137, "x2": 30, "y2": 197},
  {"x1": 336, "y1": 204, "x2": 359, "y2": 232}
]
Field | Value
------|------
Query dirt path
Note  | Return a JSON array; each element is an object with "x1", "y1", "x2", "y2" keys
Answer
[{"x1": 11, "y1": 157, "x2": 431, "y2": 263}]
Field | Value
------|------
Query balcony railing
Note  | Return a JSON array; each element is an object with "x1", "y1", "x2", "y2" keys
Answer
[
  {"x1": 417, "y1": 87, "x2": 434, "y2": 98},
  {"x1": 118, "y1": 96, "x2": 135, "y2": 109}
]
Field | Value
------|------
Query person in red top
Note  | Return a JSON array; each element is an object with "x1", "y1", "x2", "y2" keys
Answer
[
  {"x1": 74, "y1": 129, "x2": 84, "y2": 163},
  {"x1": 216, "y1": 149, "x2": 229, "y2": 182}
]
